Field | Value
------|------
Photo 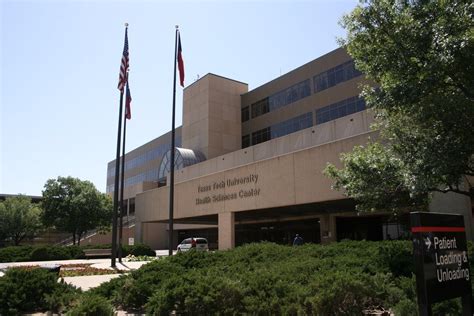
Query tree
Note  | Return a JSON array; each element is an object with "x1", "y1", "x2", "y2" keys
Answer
[
  {"x1": 0, "y1": 195, "x2": 43, "y2": 245},
  {"x1": 41, "y1": 176, "x2": 113, "y2": 245},
  {"x1": 326, "y1": 0, "x2": 474, "y2": 212}
]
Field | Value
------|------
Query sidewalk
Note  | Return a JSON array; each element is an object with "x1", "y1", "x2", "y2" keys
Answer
[{"x1": 0, "y1": 249, "x2": 175, "y2": 290}]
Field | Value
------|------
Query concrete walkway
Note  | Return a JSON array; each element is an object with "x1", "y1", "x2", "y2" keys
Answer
[{"x1": 0, "y1": 250, "x2": 176, "y2": 290}]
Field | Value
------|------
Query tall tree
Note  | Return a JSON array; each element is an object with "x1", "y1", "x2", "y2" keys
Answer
[
  {"x1": 41, "y1": 176, "x2": 113, "y2": 245},
  {"x1": 326, "y1": 0, "x2": 474, "y2": 212},
  {"x1": 0, "y1": 195, "x2": 43, "y2": 245}
]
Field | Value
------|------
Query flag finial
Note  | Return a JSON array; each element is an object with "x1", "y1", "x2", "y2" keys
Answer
[
  {"x1": 175, "y1": 25, "x2": 179, "y2": 29},
  {"x1": 125, "y1": 23, "x2": 129, "y2": 27}
]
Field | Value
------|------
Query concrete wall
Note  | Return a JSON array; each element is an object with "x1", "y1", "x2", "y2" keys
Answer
[
  {"x1": 136, "y1": 117, "x2": 375, "y2": 223},
  {"x1": 182, "y1": 74, "x2": 248, "y2": 159}
]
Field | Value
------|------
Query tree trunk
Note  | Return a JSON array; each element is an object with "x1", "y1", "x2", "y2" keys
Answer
[
  {"x1": 72, "y1": 233, "x2": 76, "y2": 245},
  {"x1": 77, "y1": 232, "x2": 82, "y2": 246}
]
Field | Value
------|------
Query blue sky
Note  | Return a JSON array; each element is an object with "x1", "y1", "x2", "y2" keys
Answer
[{"x1": 0, "y1": 0, "x2": 358, "y2": 196}]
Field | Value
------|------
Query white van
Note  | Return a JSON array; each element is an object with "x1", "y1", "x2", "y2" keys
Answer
[{"x1": 177, "y1": 237, "x2": 209, "y2": 252}]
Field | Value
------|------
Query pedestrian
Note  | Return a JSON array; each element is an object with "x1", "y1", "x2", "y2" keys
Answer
[{"x1": 293, "y1": 234, "x2": 304, "y2": 246}]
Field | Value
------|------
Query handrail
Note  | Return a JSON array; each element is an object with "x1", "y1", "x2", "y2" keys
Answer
[{"x1": 55, "y1": 215, "x2": 136, "y2": 246}]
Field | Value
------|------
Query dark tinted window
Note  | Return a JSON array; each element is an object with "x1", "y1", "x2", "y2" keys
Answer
[
  {"x1": 313, "y1": 60, "x2": 362, "y2": 93},
  {"x1": 195, "y1": 238, "x2": 208, "y2": 244},
  {"x1": 316, "y1": 96, "x2": 366, "y2": 125},
  {"x1": 268, "y1": 79, "x2": 311, "y2": 112},
  {"x1": 271, "y1": 112, "x2": 313, "y2": 139},
  {"x1": 252, "y1": 127, "x2": 271, "y2": 145},
  {"x1": 241, "y1": 106, "x2": 250, "y2": 122},
  {"x1": 251, "y1": 98, "x2": 269, "y2": 118},
  {"x1": 242, "y1": 134, "x2": 250, "y2": 148}
]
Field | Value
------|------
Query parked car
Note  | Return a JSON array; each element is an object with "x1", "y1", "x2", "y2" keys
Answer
[{"x1": 177, "y1": 237, "x2": 209, "y2": 252}]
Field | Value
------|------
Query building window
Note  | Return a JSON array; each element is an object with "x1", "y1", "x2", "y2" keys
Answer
[
  {"x1": 251, "y1": 98, "x2": 269, "y2": 118},
  {"x1": 242, "y1": 134, "x2": 250, "y2": 148},
  {"x1": 315, "y1": 96, "x2": 366, "y2": 125},
  {"x1": 248, "y1": 80, "x2": 311, "y2": 120},
  {"x1": 313, "y1": 60, "x2": 362, "y2": 93},
  {"x1": 268, "y1": 79, "x2": 311, "y2": 112},
  {"x1": 241, "y1": 106, "x2": 250, "y2": 122},
  {"x1": 271, "y1": 112, "x2": 313, "y2": 139},
  {"x1": 252, "y1": 127, "x2": 271, "y2": 145}
]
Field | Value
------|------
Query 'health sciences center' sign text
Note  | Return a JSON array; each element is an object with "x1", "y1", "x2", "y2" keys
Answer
[{"x1": 195, "y1": 174, "x2": 260, "y2": 205}]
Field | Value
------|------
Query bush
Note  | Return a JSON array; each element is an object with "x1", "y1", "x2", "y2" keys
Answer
[
  {"x1": 0, "y1": 267, "x2": 80, "y2": 314},
  {"x1": 66, "y1": 294, "x2": 114, "y2": 316},
  {"x1": 0, "y1": 245, "x2": 85, "y2": 262},
  {"x1": 146, "y1": 272, "x2": 246, "y2": 315},
  {"x1": 30, "y1": 246, "x2": 72, "y2": 261},
  {"x1": 45, "y1": 278, "x2": 81, "y2": 313},
  {"x1": 0, "y1": 245, "x2": 33, "y2": 262},
  {"x1": 376, "y1": 240, "x2": 413, "y2": 277},
  {"x1": 67, "y1": 245, "x2": 85, "y2": 259},
  {"x1": 122, "y1": 243, "x2": 155, "y2": 257},
  {"x1": 91, "y1": 240, "x2": 473, "y2": 314}
]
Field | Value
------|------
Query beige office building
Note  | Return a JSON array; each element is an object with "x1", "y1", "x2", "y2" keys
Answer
[{"x1": 106, "y1": 47, "x2": 472, "y2": 250}]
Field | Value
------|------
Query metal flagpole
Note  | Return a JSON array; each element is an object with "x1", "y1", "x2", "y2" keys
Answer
[
  {"x1": 112, "y1": 23, "x2": 129, "y2": 268},
  {"x1": 111, "y1": 92, "x2": 123, "y2": 268},
  {"x1": 168, "y1": 26, "x2": 179, "y2": 256},
  {"x1": 118, "y1": 110, "x2": 127, "y2": 263}
]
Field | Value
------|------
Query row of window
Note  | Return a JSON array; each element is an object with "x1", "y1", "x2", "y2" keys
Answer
[
  {"x1": 315, "y1": 96, "x2": 365, "y2": 125},
  {"x1": 268, "y1": 79, "x2": 311, "y2": 113},
  {"x1": 242, "y1": 60, "x2": 362, "y2": 122},
  {"x1": 313, "y1": 60, "x2": 362, "y2": 93},
  {"x1": 107, "y1": 138, "x2": 182, "y2": 179},
  {"x1": 243, "y1": 96, "x2": 365, "y2": 147},
  {"x1": 244, "y1": 112, "x2": 314, "y2": 147},
  {"x1": 248, "y1": 79, "x2": 312, "y2": 120}
]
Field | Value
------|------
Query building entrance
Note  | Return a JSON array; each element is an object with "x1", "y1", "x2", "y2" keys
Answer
[{"x1": 235, "y1": 218, "x2": 321, "y2": 246}]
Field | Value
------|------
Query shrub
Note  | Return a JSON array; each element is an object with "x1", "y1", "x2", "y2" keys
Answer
[
  {"x1": 66, "y1": 294, "x2": 114, "y2": 316},
  {"x1": 0, "y1": 245, "x2": 85, "y2": 262},
  {"x1": 30, "y1": 245, "x2": 70, "y2": 261},
  {"x1": 88, "y1": 274, "x2": 127, "y2": 301},
  {"x1": 146, "y1": 271, "x2": 246, "y2": 315},
  {"x1": 45, "y1": 278, "x2": 81, "y2": 313},
  {"x1": 0, "y1": 267, "x2": 80, "y2": 314},
  {"x1": 122, "y1": 243, "x2": 155, "y2": 257},
  {"x1": 96, "y1": 240, "x2": 429, "y2": 313},
  {"x1": 67, "y1": 245, "x2": 85, "y2": 259},
  {"x1": 0, "y1": 245, "x2": 33, "y2": 262},
  {"x1": 376, "y1": 240, "x2": 413, "y2": 277}
]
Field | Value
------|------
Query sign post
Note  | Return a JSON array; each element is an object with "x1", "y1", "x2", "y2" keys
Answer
[{"x1": 411, "y1": 212, "x2": 472, "y2": 316}]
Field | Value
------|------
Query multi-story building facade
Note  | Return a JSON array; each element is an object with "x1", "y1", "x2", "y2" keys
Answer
[{"x1": 107, "y1": 47, "x2": 472, "y2": 250}]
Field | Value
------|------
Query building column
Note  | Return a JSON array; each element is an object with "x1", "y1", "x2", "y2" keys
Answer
[
  {"x1": 218, "y1": 212, "x2": 235, "y2": 250},
  {"x1": 134, "y1": 221, "x2": 143, "y2": 244},
  {"x1": 320, "y1": 214, "x2": 337, "y2": 244}
]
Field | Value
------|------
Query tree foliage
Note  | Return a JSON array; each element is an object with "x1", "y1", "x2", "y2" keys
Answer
[
  {"x1": 0, "y1": 195, "x2": 42, "y2": 245},
  {"x1": 327, "y1": 0, "x2": 474, "y2": 212},
  {"x1": 41, "y1": 176, "x2": 112, "y2": 245},
  {"x1": 325, "y1": 142, "x2": 428, "y2": 213}
]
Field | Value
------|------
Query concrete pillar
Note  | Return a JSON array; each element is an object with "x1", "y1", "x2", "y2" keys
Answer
[
  {"x1": 429, "y1": 191, "x2": 473, "y2": 240},
  {"x1": 320, "y1": 214, "x2": 337, "y2": 244},
  {"x1": 135, "y1": 221, "x2": 143, "y2": 244},
  {"x1": 218, "y1": 212, "x2": 235, "y2": 250}
]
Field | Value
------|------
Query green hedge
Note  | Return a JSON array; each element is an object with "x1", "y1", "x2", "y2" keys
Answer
[
  {"x1": 1, "y1": 240, "x2": 471, "y2": 314},
  {"x1": 0, "y1": 267, "x2": 80, "y2": 315},
  {"x1": 0, "y1": 243, "x2": 154, "y2": 262},
  {"x1": 92, "y1": 240, "x2": 468, "y2": 315}
]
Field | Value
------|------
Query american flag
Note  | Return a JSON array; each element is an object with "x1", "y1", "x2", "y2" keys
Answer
[{"x1": 117, "y1": 27, "x2": 129, "y2": 92}]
